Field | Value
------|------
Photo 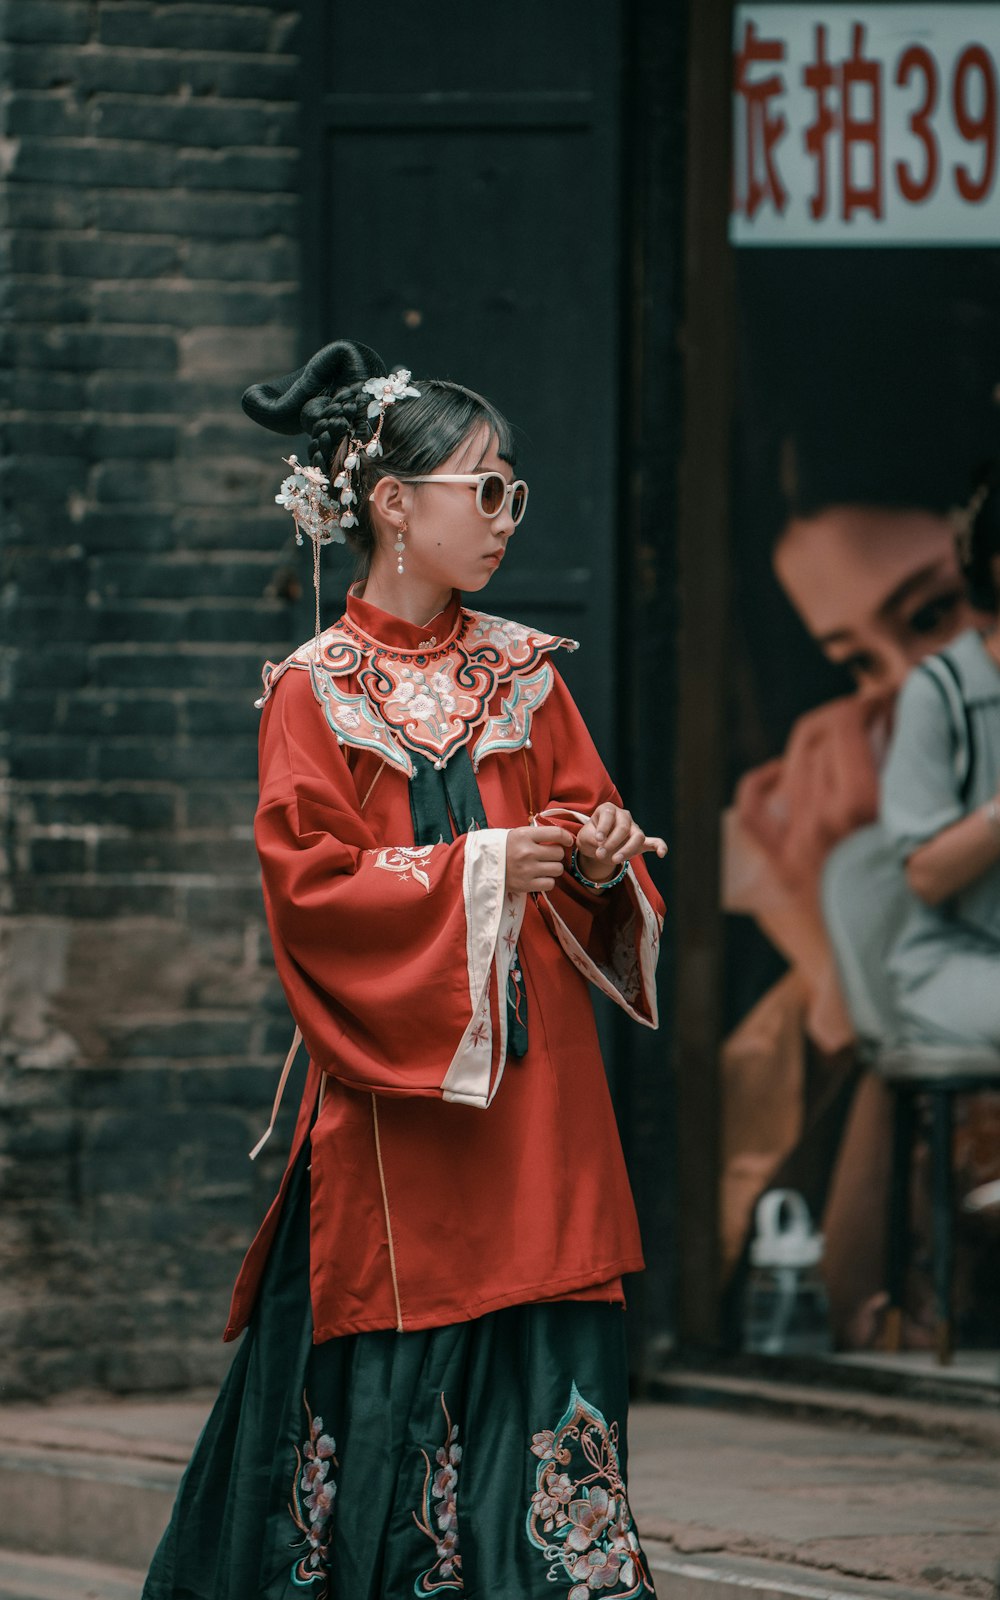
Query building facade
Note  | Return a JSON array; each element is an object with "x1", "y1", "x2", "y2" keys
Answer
[{"x1": 1, "y1": 0, "x2": 700, "y2": 1395}]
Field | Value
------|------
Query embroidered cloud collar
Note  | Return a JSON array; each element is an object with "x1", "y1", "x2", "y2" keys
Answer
[{"x1": 257, "y1": 590, "x2": 578, "y2": 777}]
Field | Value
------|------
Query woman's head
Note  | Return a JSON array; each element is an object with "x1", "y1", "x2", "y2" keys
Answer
[
  {"x1": 243, "y1": 339, "x2": 518, "y2": 585},
  {"x1": 773, "y1": 505, "x2": 979, "y2": 699}
]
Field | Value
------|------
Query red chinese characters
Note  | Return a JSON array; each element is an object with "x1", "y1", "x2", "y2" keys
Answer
[
  {"x1": 731, "y1": 12, "x2": 1000, "y2": 233},
  {"x1": 733, "y1": 19, "x2": 789, "y2": 219}
]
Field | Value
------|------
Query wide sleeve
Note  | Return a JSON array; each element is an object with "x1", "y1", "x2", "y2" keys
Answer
[
  {"x1": 533, "y1": 670, "x2": 664, "y2": 1028},
  {"x1": 256, "y1": 670, "x2": 526, "y2": 1108},
  {"x1": 880, "y1": 667, "x2": 965, "y2": 861}
]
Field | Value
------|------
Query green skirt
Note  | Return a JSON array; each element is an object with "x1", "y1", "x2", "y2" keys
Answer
[{"x1": 143, "y1": 1155, "x2": 656, "y2": 1600}]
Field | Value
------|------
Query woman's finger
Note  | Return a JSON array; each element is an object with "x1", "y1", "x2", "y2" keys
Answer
[
  {"x1": 589, "y1": 801, "x2": 622, "y2": 842},
  {"x1": 604, "y1": 825, "x2": 643, "y2": 864},
  {"x1": 529, "y1": 825, "x2": 575, "y2": 849}
]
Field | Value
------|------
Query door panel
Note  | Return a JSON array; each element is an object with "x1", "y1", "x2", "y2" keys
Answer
[{"x1": 301, "y1": 1, "x2": 623, "y2": 764}]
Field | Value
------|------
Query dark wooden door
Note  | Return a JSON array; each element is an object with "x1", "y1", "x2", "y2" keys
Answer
[{"x1": 300, "y1": 0, "x2": 624, "y2": 763}]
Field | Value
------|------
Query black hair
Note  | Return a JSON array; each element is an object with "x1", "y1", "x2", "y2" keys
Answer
[
  {"x1": 958, "y1": 462, "x2": 1000, "y2": 612},
  {"x1": 242, "y1": 338, "x2": 516, "y2": 577}
]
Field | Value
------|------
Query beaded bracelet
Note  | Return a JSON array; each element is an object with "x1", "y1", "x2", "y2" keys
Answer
[{"x1": 570, "y1": 847, "x2": 628, "y2": 892}]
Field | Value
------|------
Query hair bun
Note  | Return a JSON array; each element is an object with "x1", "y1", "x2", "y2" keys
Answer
[{"x1": 241, "y1": 339, "x2": 386, "y2": 437}]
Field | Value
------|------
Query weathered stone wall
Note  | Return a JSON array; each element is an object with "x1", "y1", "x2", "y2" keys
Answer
[{"x1": 0, "y1": 1, "x2": 306, "y2": 1396}]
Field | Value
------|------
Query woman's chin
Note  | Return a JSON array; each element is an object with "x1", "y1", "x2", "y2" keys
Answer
[{"x1": 462, "y1": 568, "x2": 496, "y2": 592}]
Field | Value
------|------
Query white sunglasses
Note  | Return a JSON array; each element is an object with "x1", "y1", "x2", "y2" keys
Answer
[{"x1": 404, "y1": 471, "x2": 529, "y2": 525}]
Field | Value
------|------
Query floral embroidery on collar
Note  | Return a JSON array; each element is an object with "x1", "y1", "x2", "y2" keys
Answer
[
  {"x1": 527, "y1": 1385, "x2": 652, "y2": 1599},
  {"x1": 256, "y1": 610, "x2": 577, "y2": 775}
]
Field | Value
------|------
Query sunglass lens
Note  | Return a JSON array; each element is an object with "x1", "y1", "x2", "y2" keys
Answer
[
  {"x1": 479, "y1": 473, "x2": 505, "y2": 516},
  {"x1": 511, "y1": 483, "x2": 527, "y2": 523}
]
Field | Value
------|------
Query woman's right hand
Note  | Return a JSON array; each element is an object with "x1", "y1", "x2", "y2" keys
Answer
[{"x1": 505, "y1": 826, "x2": 574, "y2": 894}]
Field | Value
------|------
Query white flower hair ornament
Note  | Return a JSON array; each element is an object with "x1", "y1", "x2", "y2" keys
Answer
[
  {"x1": 275, "y1": 456, "x2": 344, "y2": 548},
  {"x1": 332, "y1": 368, "x2": 422, "y2": 530},
  {"x1": 274, "y1": 369, "x2": 421, "y2": 540}
]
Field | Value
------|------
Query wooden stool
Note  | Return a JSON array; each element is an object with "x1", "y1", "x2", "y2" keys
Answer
[{"x1": 873, "y1": 1044, "x2": 1000, "y2": 1365}]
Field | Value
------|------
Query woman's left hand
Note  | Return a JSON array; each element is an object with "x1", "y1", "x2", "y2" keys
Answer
[{"x1": 575, "y1": 803, "x2": 667, "y2": 883}]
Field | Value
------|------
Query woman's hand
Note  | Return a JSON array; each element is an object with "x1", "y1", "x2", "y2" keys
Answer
[
  {"x1": 734, "y1": 693, "x2": 888, "y2": 894},
  {"x1": 505, "y1": 825, "x2": 575, "y2": 894},
  {"x1": 576, "y1": 803, "x2": 667, "y2": 883}
]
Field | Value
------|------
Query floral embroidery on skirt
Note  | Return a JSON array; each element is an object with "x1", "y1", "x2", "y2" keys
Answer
[
  {"x1": 289, "y1": 1392, "x2": 338, "y2": 1591},
  {"x1": 413, "y1": 1393, "x2": 464, "y2": 1593},
  {"x1": 527, "y1": 1385, "x2": 652, "y2": 1599}
]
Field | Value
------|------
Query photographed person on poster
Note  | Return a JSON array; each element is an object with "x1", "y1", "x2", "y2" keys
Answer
[
  {"x1": 879, "y1": 470, "x2": 1000, "y2": 1051},
  {"x1": 143, "y1": 339, "x2": 667, "y2": 1600},
  {"x1": 721, "y1": 496, "x2": 990, "y2": 1345}
]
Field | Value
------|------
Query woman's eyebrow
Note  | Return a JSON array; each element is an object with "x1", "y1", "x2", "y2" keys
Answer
[
  {"x1": 878, "y1": 561, "x2": 959, "y2": 618},
  {"x1": 818, "y1": 561, "x2": 959, "y2": 647}
]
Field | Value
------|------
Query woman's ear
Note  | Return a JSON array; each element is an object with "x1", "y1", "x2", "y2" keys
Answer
[{"x1": 368, "y1": 475, "x2": 411, "y2": 532}]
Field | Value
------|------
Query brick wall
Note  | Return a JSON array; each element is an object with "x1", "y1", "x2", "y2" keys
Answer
[{"x1": 0, "y1": 2, "x2": 307, "y2": 1396}]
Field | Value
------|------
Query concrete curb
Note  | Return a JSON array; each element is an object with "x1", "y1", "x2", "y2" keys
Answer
[{"x1": 645, "y1": 1543, "x2": 969, "y2": 1600}]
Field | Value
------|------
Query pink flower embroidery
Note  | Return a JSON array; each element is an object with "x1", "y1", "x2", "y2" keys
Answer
[
  {"x1": 414, "y1": 1395, "x2": 464, "y2": 1593},
  {"x1": 569, "y1": 1543, "x2": 624, "y2": 1592},
  {"x1": 526, "y1": 1387, "x2": 652, "y2": 1599},
  {"x1": 288, "y1": 1394, "x2": 338, "y2": 1593},
  {"x1": 566, "y1": 1487, "x2": 613, "y2": 1552},
  {"x1": 532, "y1": 1470, "x2": 575, "y2": 1530}
]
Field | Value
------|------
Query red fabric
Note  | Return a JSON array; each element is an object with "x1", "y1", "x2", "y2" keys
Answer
[{"x1": 225, "y1": 593, "x2": 663, "y2": 1342}]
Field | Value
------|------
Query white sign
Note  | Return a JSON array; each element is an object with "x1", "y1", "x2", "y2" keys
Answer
[{"x1": 731, "y1": 6, "x2": 1000, "y2": 244}]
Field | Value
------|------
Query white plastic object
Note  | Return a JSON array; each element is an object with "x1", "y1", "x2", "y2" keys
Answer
[{"x1": 750, "y1": 1188, "x2": 824, "y2": 1269}]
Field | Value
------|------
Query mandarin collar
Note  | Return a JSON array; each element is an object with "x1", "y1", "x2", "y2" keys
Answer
[{"x1": 344, "y1": 588, "x2": 463, "y2": 653}]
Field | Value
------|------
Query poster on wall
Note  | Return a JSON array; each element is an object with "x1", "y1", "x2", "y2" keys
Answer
[
  {"x1": 732, "y1": 5, "x2": 1000, "y2": 245},
  {"x1": 722, "y1": 5, "x2": 1000, "y2": 1357}
]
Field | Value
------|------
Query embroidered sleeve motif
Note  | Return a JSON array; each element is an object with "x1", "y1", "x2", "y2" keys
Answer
[
  {"x1": 413, "y1": 1393, "x2": 464, "y2": 1593},
  {"x1": 526, "y1": 1386, "x2": 653, "y2": 1600},
  {"x1": 441, "y1": 831, "x2": 526, "y2": 1108},
  {"x1": 288, "y1": 1392, "x2": 338, "y2": 1594},
  {"x1": 370, "y1": 844, "x2": 436, "y2": 893}
]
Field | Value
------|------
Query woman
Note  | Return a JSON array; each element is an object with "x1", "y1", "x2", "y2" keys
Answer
[
  {"x1": 721, "y1": 502, "x2": 981, "y2": 1343},
  {"x1": 144, "y1": 339, "x2": 666, "y2": 1600},
  {"x1": 881, "y1": 471, "x2": 1000, "y2": 1047}
]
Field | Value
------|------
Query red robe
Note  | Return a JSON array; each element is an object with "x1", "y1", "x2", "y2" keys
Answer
[{"x1": 225, "y1": 590, "x2": 664, "y2": 1343}]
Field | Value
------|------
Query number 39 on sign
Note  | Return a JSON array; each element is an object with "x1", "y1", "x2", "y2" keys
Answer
[{"x1": 731, "y1": 6, "x2": 1000, "y2": 245}]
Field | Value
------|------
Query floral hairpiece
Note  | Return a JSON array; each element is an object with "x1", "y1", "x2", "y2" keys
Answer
[
  {"x1": 950, "y1": 480, "x2": 991, "y2": 566},
  {"x1": 332, "y1": 368, "x2": 421, "y2": 530},
  {"x1": 275, "y1": 456, "x2": 344, "y2": 548}
]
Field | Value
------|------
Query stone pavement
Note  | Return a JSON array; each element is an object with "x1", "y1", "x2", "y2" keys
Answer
[{"x1": 0, "y1": 1375, "x2": 998, "y2": 1600}]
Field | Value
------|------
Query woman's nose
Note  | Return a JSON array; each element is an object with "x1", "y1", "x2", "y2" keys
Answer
[{"x1": 864, "y1": 637, "x2": 920, "y2": 696}]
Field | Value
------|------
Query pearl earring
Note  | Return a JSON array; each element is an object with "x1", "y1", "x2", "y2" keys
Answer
[{"x1": 395, "y1": 519, "x2": 407, "y2": 576}]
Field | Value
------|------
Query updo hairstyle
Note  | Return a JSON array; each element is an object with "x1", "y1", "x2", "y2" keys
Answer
[
  {"x1": 243, "y1": 338, "x2": 516, "y2": 576},
  {"x1": 957, "y1": 462, "x2": 1000, "y2": 611}
]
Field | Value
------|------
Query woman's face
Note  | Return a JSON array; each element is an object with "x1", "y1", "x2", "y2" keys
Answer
[
  {"x1": 392, "y1": 425, "x2": 518, "y2": 594},
  {"x1": 774, "y1": 507, "x2": 978, "y2": 698}
]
